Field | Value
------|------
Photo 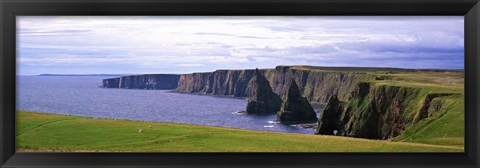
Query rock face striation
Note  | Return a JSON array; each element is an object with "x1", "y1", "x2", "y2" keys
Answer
[
  {"x1": 414, "y1": 93, "x2": 454, "y2": 123},
  {"x1": 316, "y1": 94, "x2": 344, "y2": 135},
  {"x1": 176, "y1": 69, "x2": 274, "y2": 97},
  {"x1": 316, "y1": 82, "x2": 423, "y2": 139},
  {"x1": 276, "y1": 80, "x2": 318, "y2": 124},
  {"x1": 102, "y1": 74, "x2": 180, "y2": 90},
  {"x1": 245, "y1": 69, "x2": 283, "y2": 115},
  {"x1": 176, "y1": 66, "x2": 368, "y2": 105}
]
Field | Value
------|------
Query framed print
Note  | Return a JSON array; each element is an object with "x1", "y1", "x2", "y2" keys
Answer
[{"x1": 1, "y1": 0, "x2": 479, "y2": 167}]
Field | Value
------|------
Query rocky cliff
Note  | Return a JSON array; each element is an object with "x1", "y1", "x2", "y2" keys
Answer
[
  {"x1": 102, "y1": 74, "x2": 180, "y2": 90},
  {"x1": 316, "y1": 81, "x2": 459, "y2": 140},
  {"x1": 316, "y1": 94, "x2": 345, "y2": 135},
  {"x1": 175, "y1": 69, "x2": 274, "y2": 97},
  {"x1": 277, "y1": 79, "x2": 318, "y2": 124},
  {"x1": 339, "y1": 83, "x2": 421, "y2": 139},
  {"x1": 245, "y1": 69, "x2": 283, "y2": 115},
  {"x1": 176, "y1": 66, "x2": 371, "y2": 105}
]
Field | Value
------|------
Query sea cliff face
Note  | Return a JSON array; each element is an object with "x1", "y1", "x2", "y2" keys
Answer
[
  {"x1": 270, "y1": 66, "x2": 370, "y2": 104},
  {"x1": 339, "y1": 83, "x2": 421, "y2": 139},
  {"x1": 316, "y1": 81, "x2": 460, "y2": 140},
  {"x1": 176, "y1": 66, "x2": 371, "y2": 105},
  {"x1": 175, "y1": 69, "x2": 274, "y2": 97},
  {"x1": 102, "y1": 74, "x2": 180, "y2": 90}
]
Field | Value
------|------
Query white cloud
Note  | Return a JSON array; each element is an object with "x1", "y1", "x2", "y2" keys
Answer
[{"x1": 17, "y1": 16, "x2": 464, "y2": 75}]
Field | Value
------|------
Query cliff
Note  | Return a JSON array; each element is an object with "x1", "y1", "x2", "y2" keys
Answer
[
  {"x1": 316, "y1": 94, "x2": 344, "y2": 135},
  {"x1": 339, "y1": 83, "x2": 421, "y2": 139},
  {"x1": 316, "y1": 81, "x2": 461, "y2": 140},
  {"x1": 176, "y1": 66, "x2": 372, "y2": 105},
  {"x1": 102, "y1": 74, "x2": 180, "y2": 90},
  {"x1": 277, "y1": 79, "x2": 318, "y2": 124},
  {"x1": 175, "y1": 69, "x2": 274, "y2": 97},
  {"x1": 269, "y1": 66, "x2": 371, "y2": 104}
]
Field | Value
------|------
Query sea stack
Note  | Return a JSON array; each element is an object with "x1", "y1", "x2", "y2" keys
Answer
[
  {"x1": 316, "y1": 94, "x2": 344, "y2": 135},
  {"x1": 245, "y1": 68, "x2": 283, "y2": 115},
  {"x1": 277, "y1": 79, "x2": 317, "y2": 124}
]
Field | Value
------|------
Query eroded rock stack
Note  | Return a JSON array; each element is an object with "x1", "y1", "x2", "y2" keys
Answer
[
  {"x1": 276, "y1": 80, "x2": 318, "y2": 124},
  {"x1": 316, "y1": 94, "x2": 344, "y2": 135},
  {"x1": 245, "y1": 68, "x2": 283, "y2": 115}
]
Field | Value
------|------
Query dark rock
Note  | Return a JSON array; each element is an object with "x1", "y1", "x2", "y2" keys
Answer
[
  {"x1": 339, "y1": 83, "x2": 421, "y2": 139},
  {"x1": 298, "y1": 123, "x2": 318, "y2": 129},
  {"x1": 245, "y1": 68, "x2": 283, "y2": 115},
  {"x1": 176, "y1": 66, "x2": 366, "y2": 105},
  {"x1": 102, "y1": 78, "x2": 121, "y2": 88},
  {"x1": 316, "y1": 94, "x2": 344, "y2": 135},
  {"x1": 415, "y1": 93, "x2": 455, "y2": 123},
  {"x1": 277, "y1": 80, "x2": 318, "y2": 124},
  {"x1": 102, "y1": 74, "x2": 180, "y2": 90},
  {"x1": 176, "y1": 69, "x2": 274, "y2": 97},
  {"x1": 232, "y1": 111, "x2": 247, "y2": 115}
]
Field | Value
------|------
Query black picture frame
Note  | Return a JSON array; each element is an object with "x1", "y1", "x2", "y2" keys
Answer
[{"x1": 1, "y1": 0, "x2": 479, "y2": 167}]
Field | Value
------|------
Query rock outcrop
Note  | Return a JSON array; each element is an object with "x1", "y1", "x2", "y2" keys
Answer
[
  {"x1": 315, "y1": 82, "x2": 421, "y2": 139},
  {"x1": 414, "y1": 93, "x2": 455, "y2": 123},
  {"x1": 341, "y1": 83, "x2": 422, "y2": 139},
  {"x1": 316, "y1": 94, "x2": 344, "y2": 135},
  {"x1": 102, "y1": 74, "x2": 180, "y2": 90},
  {"x1": 277, "y1": 80, "x2": 318, "y2": 124},
  {"x1": 270, "y1": 66, "x2": 366, "y2": 104},
  {"x1": 175, "y1": 69, "x2": 274, "y2": 97},
  {"x1": 315, "y1": 82, "x2": 460, "y2": 140},
  {"x1": 245, "y1": 69, "x2": 282, "y2": 115}
]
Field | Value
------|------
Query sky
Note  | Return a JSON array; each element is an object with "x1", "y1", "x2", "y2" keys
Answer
[{"x1": 17, "y1": 16, "x2": 464, "y2": 75}]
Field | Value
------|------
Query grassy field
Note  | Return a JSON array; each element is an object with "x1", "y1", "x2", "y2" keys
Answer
[{"x1": 16, "y1": 110, "x2": 463, "y2": 152}]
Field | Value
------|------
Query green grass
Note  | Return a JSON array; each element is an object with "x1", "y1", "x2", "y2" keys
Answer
[
  {"x1": 366, "y1": 72, "x2": 464, "y2": 147},
  {"x1": 16, "y1": 110, "x2": 463, "y2": 152},
  {"x1": 394, "y1": 94, "x2": 464, "y2": 147}
]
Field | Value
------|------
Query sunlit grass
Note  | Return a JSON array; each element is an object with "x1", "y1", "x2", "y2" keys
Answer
[{"x1": 16, "y1": 111, "x2": 462, "y2": 152}]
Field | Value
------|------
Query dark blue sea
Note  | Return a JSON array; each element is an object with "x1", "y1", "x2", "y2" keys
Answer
[{"x1": 16, "y1": 76, "x2": 317, "y2": 134}]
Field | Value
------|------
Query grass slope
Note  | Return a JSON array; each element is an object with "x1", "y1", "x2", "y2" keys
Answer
[
  {"x1": 16, "y1": 111, "x2": 462, "y2": 152},
  {"x1": 373, "y1": 71, "x2": 464, "y2": 147}
]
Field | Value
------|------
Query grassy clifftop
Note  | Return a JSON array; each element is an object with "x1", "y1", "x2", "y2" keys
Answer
[
  {"x1": 379, "y1": 71, "x2": 464, "y2": 147},
  {"x1": 16, "y1": 111, "x2": 462, "y2": 152},
  {"x1": 370, "y1": 70, "x2": 463, "y2": 147},
  {"x1": 316, "y1": 69, "x2": 463, "y2": 146}
]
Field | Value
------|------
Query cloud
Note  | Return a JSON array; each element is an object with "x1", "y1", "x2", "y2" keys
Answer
[
  {"x1": 193, "y1": 32, "x2": 233, "y2": 36},
  {"x1": 18, "y1": 29, "x2": 91, "y2": 36},
  {"x1": 16, "y1": 16, "x2": 464, "y2": 75},
  {"x1": 177, "y1": 63, "x2": 206, "y2": 67}
]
